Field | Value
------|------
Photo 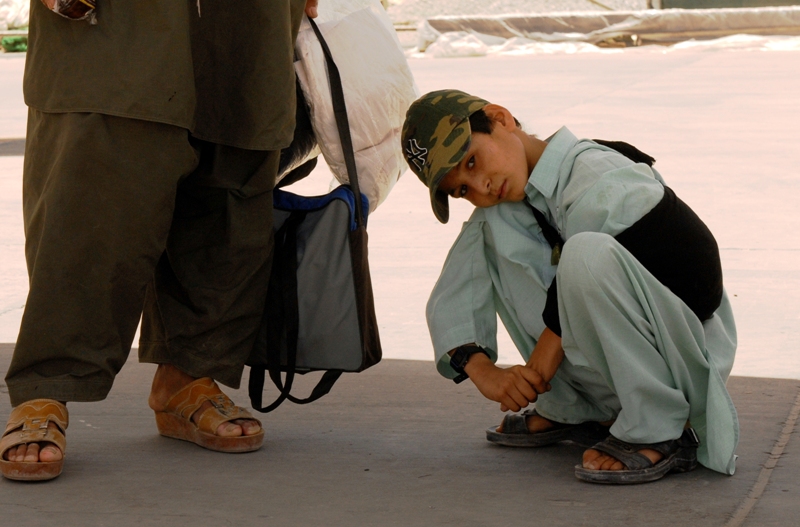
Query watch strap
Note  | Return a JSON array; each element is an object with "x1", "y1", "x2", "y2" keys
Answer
[{"x1": 449, "y1": 345, "x2": 489, "y2": 384}]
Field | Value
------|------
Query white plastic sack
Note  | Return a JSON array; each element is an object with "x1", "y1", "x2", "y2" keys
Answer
[{"x1": 294, "y1": 0, "x2": 419, "y2": 212}]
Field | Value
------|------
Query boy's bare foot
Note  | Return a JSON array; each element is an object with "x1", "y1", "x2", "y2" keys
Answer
[
  {"x1": 148, "y1": 364, "x2": 261, "y2": 438},
  {"x1": 582, "y1": 446, "x2": 662, "y2": 470},
  {"x1": 496, "y1": 411, "x2": 555, "y2": 434},
  {"x1": 581, "y1": 421, "x2": 690, "y2": 471}
]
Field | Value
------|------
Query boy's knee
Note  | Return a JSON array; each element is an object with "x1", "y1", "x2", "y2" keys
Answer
[
  {"x1": 557, "y1": 232, "x2": 625, "y2": 291},
  {"x1": 558, "y1": 232, "x2": 627, "y2": 295}
]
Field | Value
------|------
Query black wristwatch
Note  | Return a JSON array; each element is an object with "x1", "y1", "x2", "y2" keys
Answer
[{"x1": 449, "y1": 344, "x2": 489, "y2": 384}]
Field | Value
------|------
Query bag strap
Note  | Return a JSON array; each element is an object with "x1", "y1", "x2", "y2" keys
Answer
[
  {"x1": 249, "y1": 210, "x2": 305, "y2": 412},
  {"x1": 249, "y1": 20, "x2": 362, "y2": 411},
  {"x1": 525, "y1": 202, "x2": 563, "y2": 266},
  {"x1": 593, "y1": 139, "x2": 655, "y2": 167},
  {"x1": 307, "y1": 17, "x2": 365, "y2": 228}
]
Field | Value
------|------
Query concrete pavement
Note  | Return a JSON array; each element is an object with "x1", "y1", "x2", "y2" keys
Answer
[{"x1": 1, "y1": 343, "x2": 798, "y2": 526}]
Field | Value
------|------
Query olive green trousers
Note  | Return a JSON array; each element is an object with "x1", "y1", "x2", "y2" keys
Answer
[{"x1": 5, "y1": 110, "x2": 279, "y2": 405}]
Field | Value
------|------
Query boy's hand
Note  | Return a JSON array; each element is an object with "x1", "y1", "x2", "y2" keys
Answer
[
  {"x1": 525, "y1": 327, "x2": 564, "y2": 384},
  {"x1": 463, "y1": 353, "x2": 549, "y2": 412}
]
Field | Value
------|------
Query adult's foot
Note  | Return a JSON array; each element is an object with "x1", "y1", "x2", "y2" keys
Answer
[
  {"x1": 1, "y1": 399, "x2": 68, "y2": 480},
  {"x1": 148, "y1": 364, "x2": 261, "y2": 438},
  {"x1": 2, "y1": 423, "x2": 64, "y2": 463}
]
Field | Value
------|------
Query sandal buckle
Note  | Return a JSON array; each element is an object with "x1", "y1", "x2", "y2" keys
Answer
[
  {"x1": 24, "y1": 417, "x2": 49, "y2": 430},
  {"x1": 209, "y1": 394, "x2": 235, "y2": 414}
]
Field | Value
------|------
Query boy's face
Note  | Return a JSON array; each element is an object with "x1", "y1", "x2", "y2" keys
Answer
[{"x1": 438, "y1": 113, "x2": 530, "y2": 209}]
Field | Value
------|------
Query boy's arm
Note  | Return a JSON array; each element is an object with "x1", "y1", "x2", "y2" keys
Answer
[
  {"x1": 525, "y1": 327, "x2": 564, "y2": 384},
  {"x1": 427, "y1": 217, "x2": 501, "y2": 379}
]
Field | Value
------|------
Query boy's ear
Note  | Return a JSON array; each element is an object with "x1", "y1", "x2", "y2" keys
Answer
[{"x1": 482, "y1": 104, "x2": 517, "y2": 131}]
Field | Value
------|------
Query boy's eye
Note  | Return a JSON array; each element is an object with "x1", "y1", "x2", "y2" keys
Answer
[
  {"x1": 448, "y1": 184, "x2": 468, "y2": 199},
  {"x1": 467, "y1": 156, "x2": 475, "y2": 169}
]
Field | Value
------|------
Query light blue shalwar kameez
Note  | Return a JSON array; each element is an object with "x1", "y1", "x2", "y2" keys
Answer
[{"x1": 427, "y1": 127, "x2": 738, "y2": 474}]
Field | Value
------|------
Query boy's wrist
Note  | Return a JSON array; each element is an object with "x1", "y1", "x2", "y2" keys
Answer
[{"x1": 449, "y1": 345, "x2": 490, "y2": 384}]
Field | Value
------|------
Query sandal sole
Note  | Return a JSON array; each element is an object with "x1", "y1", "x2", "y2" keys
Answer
[
  {"x1": 486, "y1": 422, "x2": 610, "y2": 448},
  {"x1": 0, "y1": 458, "x2": 63, "y2": 481},
  {"x1": 486, "y1": 425, "x2": 579, "y2": 447},
  {"x1": 155, "y1": 412, "x2": 264, "y2": 453}
]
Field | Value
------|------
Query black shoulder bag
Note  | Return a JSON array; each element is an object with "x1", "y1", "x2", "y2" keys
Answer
[{"x1": 247, "y1": 18, "x2": 382, "y2": 413}]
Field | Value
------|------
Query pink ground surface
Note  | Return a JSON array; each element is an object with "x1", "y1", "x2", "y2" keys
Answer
[{"x1": 1, "y1": 44, "x2": 798, "y2": 378}]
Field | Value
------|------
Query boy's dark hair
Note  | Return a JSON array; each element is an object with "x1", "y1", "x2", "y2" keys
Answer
[{"x1": 469, "y1": 108, "x2": 522, "y2": 134}]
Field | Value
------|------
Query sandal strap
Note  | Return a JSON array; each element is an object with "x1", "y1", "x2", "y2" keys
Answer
[
  {"x1": 501, "y1": 413, "x2": 529, "y2": 435},
  {"x1": 502, "y1": 408, "x2": 573, "y2": 435},
  {"x1": 3, "y1": 399, "x2": 68, "y2": 435},
  {"x1": 646, "y1": 428, "x2": 700, "y2": 456},
  {"x1": 163, "y1": 378, "x2": 260, "y2": 435},
  {"x1": 591, "y1": 436, "x2": 655, "y2": 471},
  {"x1": 1, "y1": 399, "x2": 68, "y2": 457},
  {"x1": 590, "y1": 428, "x2": 700, "y2": 471},
  {"x1": 194, "y1": 394, "x2": 259, "y2": 434}
]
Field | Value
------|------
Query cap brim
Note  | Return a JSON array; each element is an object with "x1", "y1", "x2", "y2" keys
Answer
[
  {"x1": 427, "y1": 130, "x2": 473, "y2": 224},
  {"x1": 431, "y1": 188, "x2": 449, "y2": 224}
]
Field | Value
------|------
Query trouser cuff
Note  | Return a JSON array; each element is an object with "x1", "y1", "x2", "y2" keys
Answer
[
  {"x1": 138, "y1": 340, "x2": 245, "y2": 390},
  {"x1": 7, "y1": 379, "x2": 113, "y2": 407}
]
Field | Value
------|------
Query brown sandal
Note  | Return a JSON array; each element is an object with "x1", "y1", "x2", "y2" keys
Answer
[
  {"x1": 155, "y1": 377, "x2": 264, "y2": 453},
  {"x1": 1, "y1": 399, "x2": 68, "y2": 481}
]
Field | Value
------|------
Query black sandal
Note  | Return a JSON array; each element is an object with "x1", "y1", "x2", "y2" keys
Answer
[
  {"x1": 574, "y1": 428, "x2": 700, "y2": 484},
  {"x1": 486, "y1": 408, "x2": 610, "y2": 448}
]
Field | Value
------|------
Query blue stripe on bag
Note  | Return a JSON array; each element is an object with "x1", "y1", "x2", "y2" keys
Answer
[{"x1": 273, "y1": 186, "x2": 370, "y2": 231}]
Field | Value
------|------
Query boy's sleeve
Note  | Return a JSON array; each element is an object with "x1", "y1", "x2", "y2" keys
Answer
[{"x1": 427, "y1": 220, "x2": 499, "y2": 379}]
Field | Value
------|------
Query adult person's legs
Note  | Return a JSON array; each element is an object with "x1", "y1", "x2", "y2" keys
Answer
[
  {"x1": 141, "y1": 141, "x2": 279, "y2": 447},
  {"x1": 140, "y1": 141, "x2": 278, "y2": 388},
  {"x1": 2, "y1": 111, "x2": 273, "y2": 479},
  {"x1": 7, "y1": 111, "x2": 198, "y2": 404},
  {"x1": 2, "y1": 111, "x2": 196, "y2": 478}
]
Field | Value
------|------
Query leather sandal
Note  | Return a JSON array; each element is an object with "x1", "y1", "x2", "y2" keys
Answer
[
  {"x1": 574, "y1": 427, "x2": 700, "y2": 484},
  {"x1": 486, "y1": 408, "x2": 610, "y2": 448},
  {"x1": 155, "y1": 377, "x2": 264, "y2": 453},
  {"x1": 1, "y1": 399, "x2": 68, "y2": 481}
]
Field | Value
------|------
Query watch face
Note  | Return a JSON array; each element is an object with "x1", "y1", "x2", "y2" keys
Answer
[{"x1": 451, "y1": 346, "x2": 484, "y2": 372}]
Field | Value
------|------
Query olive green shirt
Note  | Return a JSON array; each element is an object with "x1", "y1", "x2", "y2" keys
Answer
[{"x1": 24, "y1": 0, "x2": 306, "y2": 151}]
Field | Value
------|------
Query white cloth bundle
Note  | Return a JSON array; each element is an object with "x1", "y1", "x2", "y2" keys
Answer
[
  {"x1": 294, "y1": 0, "x2": 419, "y2": 212},
  {"x1": 0, "y1": 0, "x2": 29, "y2": 30}
]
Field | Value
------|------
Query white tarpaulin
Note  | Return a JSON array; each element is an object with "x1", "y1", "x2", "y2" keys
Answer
[{"x1": 420, "y1": 6, "x2": 800, "y2": 48}]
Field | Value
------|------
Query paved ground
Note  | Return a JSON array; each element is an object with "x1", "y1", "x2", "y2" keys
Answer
[{"x1": 0, "y1": 344, "x2": 797, "y2": 526}]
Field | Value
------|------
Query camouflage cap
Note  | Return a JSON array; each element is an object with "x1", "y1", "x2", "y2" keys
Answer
[{"x1": 401, "y1": 89, "x2": 489, "y2": 223}]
